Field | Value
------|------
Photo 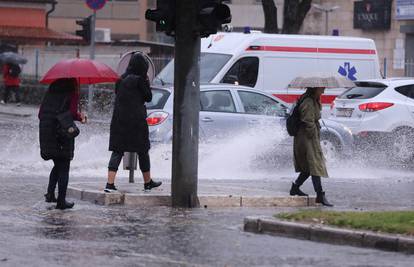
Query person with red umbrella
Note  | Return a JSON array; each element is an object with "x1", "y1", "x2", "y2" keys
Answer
[
  {"x1": 105, "y1": 53, "x2": 162, "y2": 192},
  {"x1": 39, "y1": 58, "x2": 118, "y2": 209},
  {"x1": 39, "y1": 78, "x2": 87, "y2": 209}
]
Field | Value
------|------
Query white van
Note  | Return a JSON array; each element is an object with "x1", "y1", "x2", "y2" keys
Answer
[{"x1": 154, "y1": 32, "x2": 381, "y2": 105}]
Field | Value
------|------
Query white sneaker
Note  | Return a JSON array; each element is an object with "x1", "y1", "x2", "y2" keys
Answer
[
  {"x1": 0, "y1": 100, "x2": 5, "y2": 105},
  {"x1": 16, "y1": 102, "x2": 21, "y2": 107}
]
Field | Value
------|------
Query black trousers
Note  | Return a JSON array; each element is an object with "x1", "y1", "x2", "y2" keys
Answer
[
  {"x1": 3, "y1": 86, "x2": 21, "y2": 103},
  {"x1": 47, "y1": 159, "x2": 71, "y2": 202},
  {"x1": 294, "y1": 172, "x2": 323, "y2": 193},
  {"x1": 108, "y1": 151, "x2": 150, "y2": 173}
]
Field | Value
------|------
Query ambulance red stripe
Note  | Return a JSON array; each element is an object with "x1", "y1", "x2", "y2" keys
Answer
[{"x1": 246, "y1": 46, "x2": 376, "y2": 55}]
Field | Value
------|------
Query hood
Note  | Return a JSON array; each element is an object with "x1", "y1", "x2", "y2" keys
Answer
[{"x1": 124, "y1": 53, "x2": 149, "y2": 78}]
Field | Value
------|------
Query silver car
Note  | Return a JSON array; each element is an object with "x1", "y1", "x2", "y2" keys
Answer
[{"x1": 146, "y1": 84, "x2": 353, "y2": 160}]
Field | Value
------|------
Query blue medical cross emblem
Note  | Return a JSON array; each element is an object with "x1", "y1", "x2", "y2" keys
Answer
[{"x1": 338, "y1": 62, "x2": 357, "y2": 81}]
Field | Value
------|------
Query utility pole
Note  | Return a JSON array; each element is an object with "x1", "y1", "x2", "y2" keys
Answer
[
  {"x1": 171, "y1": 0, "x2": 200, "y2": 208},
  {"x1": 88, "y1": 10, "x2": 96, "y2": 114}
]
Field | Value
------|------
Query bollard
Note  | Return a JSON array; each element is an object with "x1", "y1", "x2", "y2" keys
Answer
[{"x1": 123, "y1": 152, "x2": 137, "y2": 183}]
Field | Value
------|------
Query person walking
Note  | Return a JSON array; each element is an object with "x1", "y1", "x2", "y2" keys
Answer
[
  {"x1": 289, "y1": 87, "x2": 333, "y2": 206},
  {"x1": 105, "y1": 53, "x2": 161, "y2": 192},
  {"x1": 39, "y1": 78, "x2": 86, "y2": 210},
  {"x1": 1, "y1": 63, "x2": 22, "y2": 106}
]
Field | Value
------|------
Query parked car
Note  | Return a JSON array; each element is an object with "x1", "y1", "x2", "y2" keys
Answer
[
  {"x1": 329, "y1": 78, "x2": 414, "y2": 162},
  {"x1": 146, "y1": 84, "x2": 353, "y2": 161}
]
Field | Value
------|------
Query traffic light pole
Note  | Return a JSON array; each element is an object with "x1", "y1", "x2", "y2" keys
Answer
[
  {"x1": 171, "y1": 0, "x2": 200, "y2": 208},
  {"x1": 88, "y1": 10, "x2": 96, "y2": 114}
]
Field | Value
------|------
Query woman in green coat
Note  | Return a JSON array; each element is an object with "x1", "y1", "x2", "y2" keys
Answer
[{"x1": 289, "y1": 87, "x2": 333, "y2": 206}]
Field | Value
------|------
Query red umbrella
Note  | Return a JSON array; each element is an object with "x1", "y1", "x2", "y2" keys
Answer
[{"x1": 40, "y1": 58, "x2": 119, "y2": 84}]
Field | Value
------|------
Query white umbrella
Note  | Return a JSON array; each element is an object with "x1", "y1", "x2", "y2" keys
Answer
[
  {"x1": 288, "y1": 72, "x2": 355, "y2": 89},
  {"x1": 116, "y1": 51, "x2": 155, "y2": 81},
  {"x1": 0, "y1": 52, "x2": 27, "y2": 65}
]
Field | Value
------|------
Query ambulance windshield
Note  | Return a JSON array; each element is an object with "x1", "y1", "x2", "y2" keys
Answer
[{"x1": 154, "y1": 53, "x2": 232, "y2": 86}]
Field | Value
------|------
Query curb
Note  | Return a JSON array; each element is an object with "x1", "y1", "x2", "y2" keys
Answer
[
  {"x1": 67, "y1": 186, "x2": 315, "y2": 208},
  {"x1": 0, "y1": 111, "x2": 32, "y2": 117},
  {"x1": 244, "y1": 216, "x2": 414, "y2": 254}
]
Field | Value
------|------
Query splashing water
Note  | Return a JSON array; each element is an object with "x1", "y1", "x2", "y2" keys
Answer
[{"x1": 0, "y1": 119, "x2": 413, "y2": 181}]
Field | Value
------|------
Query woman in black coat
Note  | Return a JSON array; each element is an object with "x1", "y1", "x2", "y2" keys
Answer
[
  {"x1": 39, "y1": 78, "x2": 86, "y2": 209},
  {"x1": 105, "y1": 53, "x2": 161, "y2": 192}
]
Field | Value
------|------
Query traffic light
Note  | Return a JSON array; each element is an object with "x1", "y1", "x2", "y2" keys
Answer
[
  {"x1": 76, "y1": 16, "x2": 92, "y2": 43},
  {"x1": 145, "y1": 0, "x2": 176, "y2": 36},
  {"x1": 198, "y1": 0, "x2": 231, "y2": 38}
]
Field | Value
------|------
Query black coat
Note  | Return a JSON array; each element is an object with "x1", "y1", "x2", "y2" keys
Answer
[
  {"x1": 109, "y1": 54, "x2": 152, "y2": 153},
  {"x1": 39, "y1": 82, "x2": 75, "y2": 161}
]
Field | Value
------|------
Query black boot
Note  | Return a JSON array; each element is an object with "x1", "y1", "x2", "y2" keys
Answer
[
  {"x1": 144, "y1": 179, "x2": 162, "y2": 191},
  {"x1": 56, "y1": 200, "x2": 74, "y2": 210},
  {"x1": 289, "y1": 183, "x2": 308, "y2": 196},
  {"x1": 44, "y1": 192, "x2": 57, "y2": 203},
  {"x1": 316, "y1": 192, "x2": 333, "y2": 207}
]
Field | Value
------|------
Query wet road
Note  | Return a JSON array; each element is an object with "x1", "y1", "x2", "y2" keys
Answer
[{"x1": 0, "y1": 113, "x2": 413, "y2": 266}]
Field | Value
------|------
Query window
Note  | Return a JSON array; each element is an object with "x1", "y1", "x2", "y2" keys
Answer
[
  {"x1": 200, "y1": 90, "x2": 236, "y2": 113},
  {"x1": 238, "y1": 91, "x2": 287, "y2": 116},
  {"x1": 222, "y1": 57, "x2": 259, "y2": 87},
  {"x1": 154, "y1": 53, "x2": 232, "y2": 85},
  {"x1": 146, "y1": 89, "x2": 170, "y2": 109},
  {"x1": 395, "y1": 85, "x2": 414, "y2": 99},
  {"x1": 338, "y1": 82, "x2": 387, "y2": 99}
]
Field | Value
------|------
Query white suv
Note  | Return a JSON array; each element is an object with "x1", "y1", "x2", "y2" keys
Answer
[{"x1": 329, "y1": 78, "x2": 414, "y2": 162}]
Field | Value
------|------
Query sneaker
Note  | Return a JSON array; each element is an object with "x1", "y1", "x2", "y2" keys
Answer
[
  {"x1": 16, "y1": 102, "x2": 21, "y2": 107},
  {"x1": 104, "y1": 183, "x2": 118, "y2": 193},
  {"x1": 0, "y1": 100, "x2": 5, "y2": 105},
  {"x1": 144, "y1": 179, "x2": 162, "y2": 191}
]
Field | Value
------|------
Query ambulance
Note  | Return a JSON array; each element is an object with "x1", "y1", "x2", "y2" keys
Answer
[{"x1": 154, "y1": 31, "x2": 381, "y2": 105}]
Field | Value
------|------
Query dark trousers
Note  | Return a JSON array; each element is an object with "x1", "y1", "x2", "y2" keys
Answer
[
  {"x1": 108, "y1": 151, "x2": 150, "y2": 173},
  {"x1": 294, "y1": 172, "x2": 323, "y2": 193},
  {"x1": 3, "y1": 86, "x2": 21, "y2": 103},
  {"x1": 47, "y1": 159, "x2": 71, "y2": 202}
]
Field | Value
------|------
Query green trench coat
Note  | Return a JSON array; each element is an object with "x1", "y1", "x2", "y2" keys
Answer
[{"x1": 293, "y1": 96, "x2": 329, "y2": 177}]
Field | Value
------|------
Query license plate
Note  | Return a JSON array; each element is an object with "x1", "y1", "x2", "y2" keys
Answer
[{"x1": 336, "y1": 108, "x2": 353, "y2": 117}]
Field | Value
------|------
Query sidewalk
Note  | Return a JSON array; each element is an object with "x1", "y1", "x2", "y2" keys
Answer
[
  {"x1": 67, "y1": 181, "x2": 316, "y2": 208},
  {"x1": 0, "y1": 103, "x2": 37, "y2": 117}
]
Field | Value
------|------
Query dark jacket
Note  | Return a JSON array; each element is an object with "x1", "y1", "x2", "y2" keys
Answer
[
  {"x1": 39, "y1": 79, "x2": 78, "y2": 161},
  {"x1": 109, "y1": 53, "x2": 152, "y2": 153},
  {"x1": 293, "y1": 93, "x2": 328, "y2": 177}
]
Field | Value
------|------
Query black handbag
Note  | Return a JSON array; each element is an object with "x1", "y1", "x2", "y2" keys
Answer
[{"x1": 56, "y1": 96, "x2": 80, "y2": 139}]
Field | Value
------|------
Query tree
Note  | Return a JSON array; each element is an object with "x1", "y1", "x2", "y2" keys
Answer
[
  {"x1": 282, "y1": 0, "x2": 312, "y2": 34},
  {"x1": 262, "y1": 0, "x2": 278, "y2": 33}
]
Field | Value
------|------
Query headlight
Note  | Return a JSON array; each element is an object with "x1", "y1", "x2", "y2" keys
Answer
[{"x1": 343, "y1": 126, "x2": 352, "y2": 136}]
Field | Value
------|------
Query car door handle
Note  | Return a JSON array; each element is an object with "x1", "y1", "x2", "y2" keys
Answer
[{"x1": 201, "y1": 117, "x2": 213, "y2": 122}]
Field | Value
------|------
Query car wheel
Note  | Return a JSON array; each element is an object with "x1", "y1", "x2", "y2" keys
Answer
[
  {"x1": 320, "y1": 136, "x2": 341, "y2": 163},
  {"x1": 390, "y1": 128, "x2": 414, "y2": 163}
]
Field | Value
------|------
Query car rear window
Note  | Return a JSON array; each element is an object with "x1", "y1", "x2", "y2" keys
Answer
[
  {"x1": 338, "y1": 82, "x2": 387, "y2": 99},
  {"x1": 147, "y1": 88, "x2": 170, "y2": 109}
]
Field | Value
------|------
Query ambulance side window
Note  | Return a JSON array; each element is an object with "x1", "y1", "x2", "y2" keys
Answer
[{"x1": 222, "y1": 57, "x2": 259, "y2": 88}]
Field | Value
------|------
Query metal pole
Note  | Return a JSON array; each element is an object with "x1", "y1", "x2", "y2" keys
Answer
[
  {"x1": 35, "y1": 48, "x2": 39, "y2": 80},
  {"x1": 128, "y1": 153, "x2": 135, "y2": 183},
  {"x1": 88, "y1": 10, "x2": 96, "y2": 114},
  {"x1": 325, "y1": 11, "x2": 329, "y2": 35},
  {"x1": 171, "y1": 0, "x2": 200, "y2": 208},
  {"x1": 383, "y1": 57, "x2": 387, "y2": 78}
]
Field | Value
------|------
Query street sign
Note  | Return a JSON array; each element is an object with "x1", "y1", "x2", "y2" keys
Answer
[{"x1": 86, "y1": 0, "x2": 107, "y2": 11}]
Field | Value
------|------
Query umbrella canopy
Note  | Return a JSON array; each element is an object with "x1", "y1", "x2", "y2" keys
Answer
[
  {"x1": 117, "y1": 51, "x2": 156, "y2": 81},
  {"x1": 40, "y1": 58, "x2": 119, "y2": 84},
  {"x1": 288, "y1": 72, "x2": 356, "y2": 89},
  {"x1": 0, "y1": 52, "x2": 27, "y2": 64}
]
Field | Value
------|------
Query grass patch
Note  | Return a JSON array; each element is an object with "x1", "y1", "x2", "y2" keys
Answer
[{"x1": 276, "y1": 210, "x2": 414, "y2": 236}]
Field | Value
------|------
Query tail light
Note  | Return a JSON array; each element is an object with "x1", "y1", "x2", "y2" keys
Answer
[
  {"x1": 358, "y1": 102, "x2": 394, "y2": 112},
  {"x1": 146, "y1": 111, "x2": 169, "y2": 126}
]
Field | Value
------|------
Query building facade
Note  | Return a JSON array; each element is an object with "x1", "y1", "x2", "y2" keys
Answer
[{"x1": 47, "y1": 0, "x2": 152, "y2": 42}]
